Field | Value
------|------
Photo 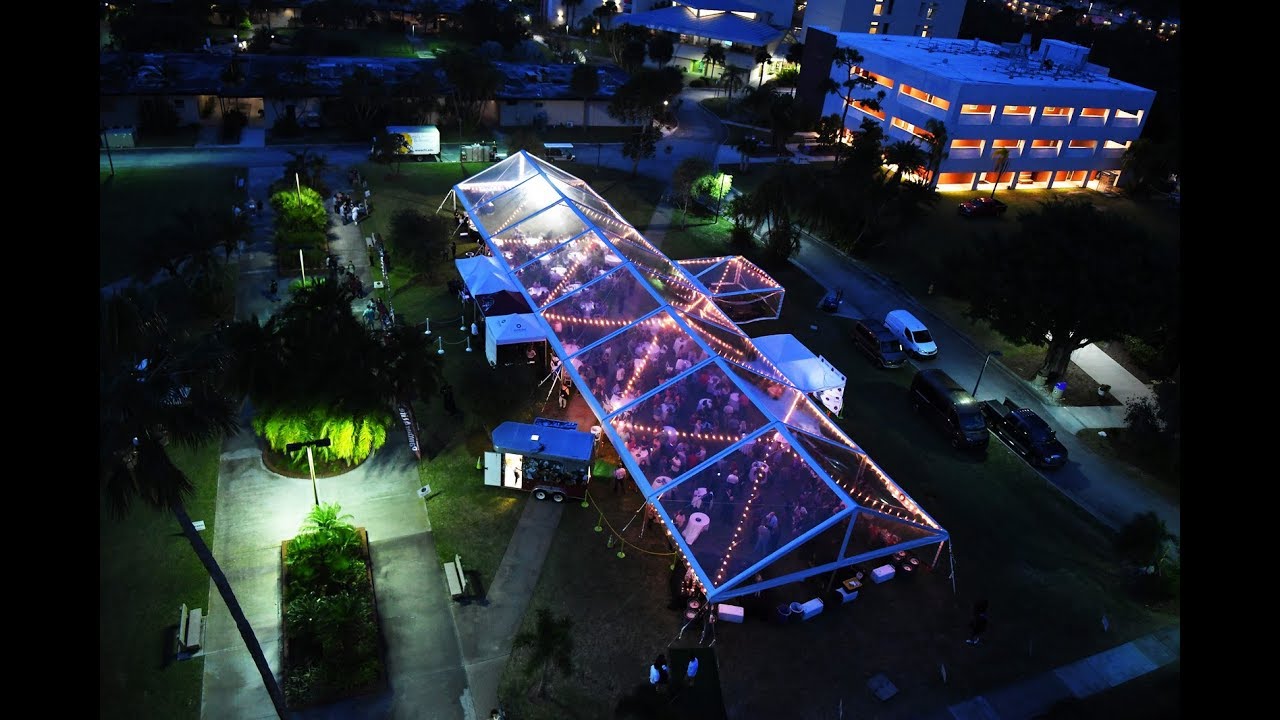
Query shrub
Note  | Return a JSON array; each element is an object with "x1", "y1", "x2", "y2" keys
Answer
[
  {"x1": 728, "y1": 223, "x2": 754, "y2": 252},
  {"x1": 282, "y1": 502, "x2": 383, "y2": 707},
  {"x1": 289, "y1": 276, "x2": 326, "y2": 292},
  {"x1": 252, "y1": 407, "x2": 391, "y2": 468},
  {"x1": 271, "y1": 186, "x2": 329, "y2": 234},
  {"x1": 274, "y1": 113, "x2": 303, "y2": 139},
  {"x1": 1114, "y1": 511, "x2": 1175, "y2": 567},
  {"x1": 221, "y1": 109, "x2": 247, "y2": 143},
  {"x1": 275, "y1": 227, "x2": 327, "y2": 250},
  {"x1": 689, "y1": 77, "x2": 707, "y2": 88}
]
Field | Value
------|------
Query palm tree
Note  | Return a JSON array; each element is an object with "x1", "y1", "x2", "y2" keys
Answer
[
  {"x1": 702, "y1": 43, "x2": 726, "y2": 80},
  {"x1": 785, "y1": 42, "x2": 804, "y2": 68},
  {"x1": 754, "y1": 49, "x2": 772, "y2": 87},
  {"x1": 990, "y1": 147, "x2": 1011, "y2": 198},
  {"x1": 830, "y1": 47, "x2": 880, "y2": 165},
  {"x1": 721, "y1": 64, "x2": 747, "y2": 98},
  {"x1": 922, "y1": 118, "x2": 949, "y2": 190},
  {"x1": 512, "y1": 607, "x2": 574, "y2": 699},
  {"x1": 284, "y1": 148, "x2": 331, "y2": 195},
  {"x1": 100, "y1": 290, "x2": 290, "y2": 719},
  {"x1": 733, "y1": 135, "x2": 760, "y2": 173},
  {"x1": 883, "y1": 140, "x2": 929, "y2": 186}
]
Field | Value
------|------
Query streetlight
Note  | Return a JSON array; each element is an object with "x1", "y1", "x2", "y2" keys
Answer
[
  {"x1": 285, "y1": 438, "x2": 332, "y2": 506},
  {"x1": 972, "y1": 350, "x2": 1003, "y2": 397}
]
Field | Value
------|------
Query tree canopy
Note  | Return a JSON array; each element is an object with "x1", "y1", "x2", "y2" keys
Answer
[{"x1": 946, "y1": 197, "x2": 1179, "y2": 381}]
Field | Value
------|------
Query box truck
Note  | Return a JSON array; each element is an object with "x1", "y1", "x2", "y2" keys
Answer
[{"x1": 373, "y1": 125, "x2": 441, "y2": 161}]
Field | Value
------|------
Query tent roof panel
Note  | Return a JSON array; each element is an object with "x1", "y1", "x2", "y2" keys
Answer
[{"x1": 539, "y1": 266, "x2": 664, "y2": 352}]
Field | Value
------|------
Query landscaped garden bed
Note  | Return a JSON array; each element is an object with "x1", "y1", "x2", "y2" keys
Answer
[{"x1": 280, "y1": 504, "x2": 386, "y2": 708}]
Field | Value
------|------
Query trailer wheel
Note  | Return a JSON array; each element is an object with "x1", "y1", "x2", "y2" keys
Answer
[
  {"x1": 414, "y1": 155, "x2": 425, "y2": 162},
  {"x1": 552, "y1": 492, "x2": 565, "y2": 503},
  {"x1": 533, "y1": 488, "x2": 548, "y2": 501}
]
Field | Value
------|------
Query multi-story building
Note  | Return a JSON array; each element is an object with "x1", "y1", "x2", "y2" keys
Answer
[
  {"x1": 801, "y1": 0, "x2": 966, "y2": 41},
  {"x1": 796, "y1": 29, "x2": 1156, "y2": 191}
]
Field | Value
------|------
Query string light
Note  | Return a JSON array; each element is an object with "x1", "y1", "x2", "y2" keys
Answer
[
  {"x1": 541, "y1": 313, "x2": 635, "y2": 329},
  {"x1": 713, "y1": 451, "x2": 767, "y2": 586},
  {"x1": 617, "y1": 421, "x2": 750, "y2": 446}
]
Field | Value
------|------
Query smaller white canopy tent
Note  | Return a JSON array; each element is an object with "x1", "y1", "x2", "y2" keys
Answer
[
  {"x1": 485, "y1": 313, "x2": 546, "y2": 366},
  {"x1": 455, "y1": 255, "x2": 517, "y2": 297},
  {"x1": 751, "y1": 334, "x2": 847, "y2": 415}
]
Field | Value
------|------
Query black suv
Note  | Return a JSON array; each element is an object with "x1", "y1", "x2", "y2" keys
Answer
[
  {"x1": 852, "y1": 319, "x2": 908, "y2": 368},
  {"x1": 910, "y1": 369, "x2": 989, "y2": 450}
]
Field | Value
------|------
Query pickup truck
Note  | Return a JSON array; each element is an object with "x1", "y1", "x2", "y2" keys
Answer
[{"x1": 979, "y1": 398, "x2": 1069, "y2": 470}]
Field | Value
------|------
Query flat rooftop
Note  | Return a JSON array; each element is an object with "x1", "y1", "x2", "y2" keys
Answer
[{"x1": 819, "y1": 30, "x2": 1155, "y2": 93}]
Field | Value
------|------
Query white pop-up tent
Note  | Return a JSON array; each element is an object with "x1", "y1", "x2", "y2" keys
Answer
[
  {"x1": 456, "y1": 255, "x2": 518, "y2": 296},
  {"x1": 751, "y1": 333, "x2": 846, "y2": 415},
  {"x1": 485, "y1": 313, "x2": 546, "y2": 367}
]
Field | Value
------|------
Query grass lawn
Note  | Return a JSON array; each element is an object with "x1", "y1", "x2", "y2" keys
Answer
[
  {"x1": 100, "y1": 440, "x2": 223, "y2": 720},
  {"x1": 498, "y1": 204, "x2": 1179, "y2": 718},
  {"x1": 1073, "y1": 427, "x2": 1179, "y2": 494},
  {"x1": 100, "y1": 167, "x2": 241, "y2": 287}
]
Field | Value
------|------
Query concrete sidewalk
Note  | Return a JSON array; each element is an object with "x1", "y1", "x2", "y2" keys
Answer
[{"x1": 923, "y1": 625, "x2": 1179, "y2": 720}]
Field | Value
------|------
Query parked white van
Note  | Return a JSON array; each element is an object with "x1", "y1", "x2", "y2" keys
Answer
[{"x1": 884, "y1": 309, "x2": 938, "y2": 358}]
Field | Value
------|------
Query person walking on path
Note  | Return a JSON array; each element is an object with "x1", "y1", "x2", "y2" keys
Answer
[
  {"x1": 268, "y1": 279, "x2": 278, "y2": 300},
  {"x1": 685, "y1": 656, "x2": 699, "y2": 688},
  {"x1": 966, "y1": 599, "x2": 989, "y2": 646},
  {"x1": 613, "y1": 465, "x2": 628, "y2": 494}
]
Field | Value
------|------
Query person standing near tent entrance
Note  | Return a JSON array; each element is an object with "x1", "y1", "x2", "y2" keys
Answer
[{"x1": 613, "y1": 465, "x2": 628, "y2": 494}]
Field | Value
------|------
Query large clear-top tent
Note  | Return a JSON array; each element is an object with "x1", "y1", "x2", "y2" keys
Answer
[{"x1": 448, "y1": 152, "x2": 948, "y2": 603}]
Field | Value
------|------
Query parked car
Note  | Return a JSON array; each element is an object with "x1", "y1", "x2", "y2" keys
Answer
[
  {"x1": 883, "y1": 309, "x2": 937, "y2": 358},
  {"x1": 910, "y1": 369, "x2": 989, "y2": 450},
  {"x1": 851, "y1": 319, "x2": 908, "y2": 368},
  {"x1": 957, "y1": 197, "x2": 1008, "y2": 217},
  {"x1": 979, "y1": 397, "x2": 1069, "y2": 469}
]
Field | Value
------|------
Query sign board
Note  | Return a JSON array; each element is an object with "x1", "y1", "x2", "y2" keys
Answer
[{"x1": 533, "y1": 417, "x2": 578, "y2": 431}]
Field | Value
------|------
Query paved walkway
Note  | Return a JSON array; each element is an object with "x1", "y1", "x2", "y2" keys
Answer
[{"x1": 924, "y1": 625, "x2": 1179, "y2": 720}]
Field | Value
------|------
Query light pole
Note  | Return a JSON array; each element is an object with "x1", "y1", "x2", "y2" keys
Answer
[
  {"x1": 285, "y1": 437, "x2": 332, "y2": 506},
  {"x1": 972, "y1": 350, "x2": 1003, "y2": 398}
]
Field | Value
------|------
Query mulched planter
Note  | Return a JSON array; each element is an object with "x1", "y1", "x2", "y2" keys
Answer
[{"x1": 280, "y1": 527, "x2": 387, "y2": 709}]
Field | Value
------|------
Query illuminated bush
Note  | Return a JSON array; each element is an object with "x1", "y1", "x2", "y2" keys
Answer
[
  {"x1": 271, "y1": 186, "x2": 329, "y2": 234},
  {"x1": 253, "y1": 407, "x2": 391, "y2": 469}
]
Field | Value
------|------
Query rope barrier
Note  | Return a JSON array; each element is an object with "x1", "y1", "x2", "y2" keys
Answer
[{"x1": 581, "y1": 488, "x2": 680, "y2": 558}]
